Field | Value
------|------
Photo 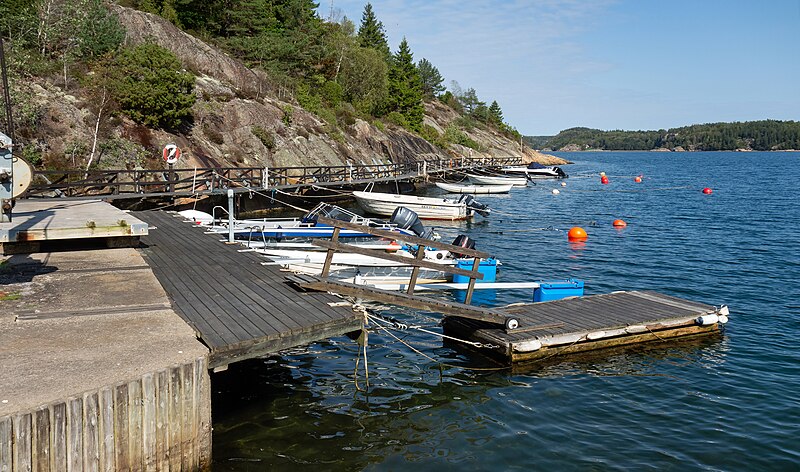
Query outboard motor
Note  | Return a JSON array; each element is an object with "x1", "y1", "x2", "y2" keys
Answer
[
  {"x1": 555, "y1": 166, "x2": 568, "y2": 178},
  {"x1": 458, "y1": 195, "x2": 491, "y2": 217},
  {"x1": 390, "y1": 206, "x2": 426, "y2": 237},
  {"x1": 451, "y1": 234, "x2": 476, "y2": 258}
]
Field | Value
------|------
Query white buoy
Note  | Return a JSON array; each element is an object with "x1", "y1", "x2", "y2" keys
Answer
[
  {"x1": 561, "y1": 182, "x2": 567, "y2": 187},
  {"x1": 552, "y1": 189, "x2": 560, "y2": 195},
  {"x1": 696, "y1": 314, "x2": 720, "y2": 326}
]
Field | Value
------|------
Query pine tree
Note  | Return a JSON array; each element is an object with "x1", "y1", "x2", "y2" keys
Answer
[
  {"x1": 386, "y1": 38, "x2": 424, "y2": 131},
  {"x1": 488, "y1": 100, "x2": 503, "y2": 124},
  {"x1": 357, "y1": 3, "x2": 390, "y2": 58},
  {"x1": 417, "y1": 58, "x2": 444, "y2": 98}
]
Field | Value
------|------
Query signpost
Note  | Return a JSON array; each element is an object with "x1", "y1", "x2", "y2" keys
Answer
[{"x1": 162, "y1": 143, "x2": 181, "y2": 193}]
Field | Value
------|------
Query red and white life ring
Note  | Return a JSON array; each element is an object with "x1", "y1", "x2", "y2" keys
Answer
[{"x1": 163, "y1": 143, "x2": 181, "y2": 164}]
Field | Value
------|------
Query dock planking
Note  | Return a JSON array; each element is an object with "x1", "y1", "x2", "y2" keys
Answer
[
  {"x1": 134, "y1": 210, "x2": 362, "y2": 368},
  {"x1": 443, "y1": 291, "x2": 727, "y2": 363}
]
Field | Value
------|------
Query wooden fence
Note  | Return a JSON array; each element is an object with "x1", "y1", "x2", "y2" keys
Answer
[{"x1": 26, "y1": 157, "x2": 524, "y2": 198}]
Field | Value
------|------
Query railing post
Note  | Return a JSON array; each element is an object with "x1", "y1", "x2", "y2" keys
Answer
[
  {"x1": 405, "y1": 244, "x2": 427, "y2": 295},
  {"x1": 321, "y1": 227, "x2": 340, "y2": 278},
  {"x1": 464, "y1": 256, "x2": 481, "y2": 305},
  {"x1": 227, "y1": 189, "x2": 235, "y2": 243}
]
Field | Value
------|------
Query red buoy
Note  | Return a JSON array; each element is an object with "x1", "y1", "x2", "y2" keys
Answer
[
  {"x1": 634, "y1": 176, "x2": 642, "y2": 183},
  {"x1": 568, "y1": 227, "x2": 588, "y2": 241},
  {"x1": 612, "y1": 219, "x2": 627, "y2": 227},
  {"x1": 702, "y1": 187, "x2": 713, "y2": 194},
  {"x1": 601, "y1": 176, "x2": 610, "y2": 185}
]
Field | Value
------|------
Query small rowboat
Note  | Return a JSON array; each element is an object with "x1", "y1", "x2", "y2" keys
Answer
[
  {"x1": 435, "y1": 182, "x2": 513, "y2": 194},
  {"x1": 466, "y1": 173, "x2": 529, "y2": 187}
]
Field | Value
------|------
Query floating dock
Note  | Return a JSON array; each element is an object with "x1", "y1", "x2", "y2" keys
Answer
[
  {"x1": 133, "y1": 210, "x2": 363, "y2": 369},
  {"x1": 443, "y1": 291, "x2": 728, "y2": 363}
]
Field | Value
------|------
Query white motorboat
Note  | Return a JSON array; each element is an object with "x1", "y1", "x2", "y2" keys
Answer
[
  {"x1": 501, "y1": 162, "x2": 568, "y2": 179},
  {"x1": 353, "y1": 186, "x2": 490, "y2": 220},
  {"x1": 435, "y1": 182, "x2": 513, "y2": 194},
  {"x1": 465, "y1": 173, "x2": 529, "y2": 187}
]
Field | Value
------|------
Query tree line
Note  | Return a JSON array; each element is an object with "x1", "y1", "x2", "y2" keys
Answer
[
  {"x1": 0, "y1": 0, "x2": 521, "y2": 170},
  {"x1": 542, "y1": 121, "x2": 800, "y2": 151}
]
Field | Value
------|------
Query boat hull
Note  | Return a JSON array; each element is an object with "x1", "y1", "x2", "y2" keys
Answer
[
  {"x1": 466, "y1": 174, "x2": 528, "y2": 187},
  {"x1": 435, "y1": 182, "x2": 513, "y2": 194},
  {"x1": 352, "y1": 191, "x2": 469, "y2": 220}
]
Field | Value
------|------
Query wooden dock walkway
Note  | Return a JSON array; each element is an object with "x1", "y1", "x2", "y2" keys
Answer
[
  {"x1": 134, "y1": 211, "x2": 362, "y2": 369},
  {"x1": 443, "y1": 291, "x2": 728, "y2": 363}
]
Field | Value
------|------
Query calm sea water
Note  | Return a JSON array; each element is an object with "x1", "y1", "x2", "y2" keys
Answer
[{"x1": 212, "y1": 152, "x2": 800, "y2": 470}]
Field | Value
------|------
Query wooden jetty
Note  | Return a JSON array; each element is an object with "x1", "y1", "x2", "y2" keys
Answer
[
  {"x1": 443, "y1": 291, "x2": 728, "y2": 363},
  {"x1": 133, "y1": 210, "x2": 363, "y2": 369},
  {"x1": 290, "y1": 218, "x2": 729, "y2": 363}
]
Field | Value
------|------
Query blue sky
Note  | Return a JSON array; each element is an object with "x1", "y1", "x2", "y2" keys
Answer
[{"x1": 322, "y1": 0, "x2": 800, "y2": 135}]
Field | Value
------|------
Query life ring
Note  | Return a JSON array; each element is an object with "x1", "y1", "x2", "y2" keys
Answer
[{"x1": 163, "y1": 143, "x2": 181, "y2": 164}]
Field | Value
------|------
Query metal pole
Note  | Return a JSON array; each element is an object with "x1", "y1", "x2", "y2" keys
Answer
[{"x1": 227, "y1": 188, "x2": 235, "y2": 243}]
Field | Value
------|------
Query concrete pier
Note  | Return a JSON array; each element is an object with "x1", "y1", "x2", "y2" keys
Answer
[{"x1": 0, "y1": 247, "x2": 210, "y2": 470}]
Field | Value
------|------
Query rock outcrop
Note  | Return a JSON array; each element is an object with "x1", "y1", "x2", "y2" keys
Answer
[{"x1": 25, "y1": 6, "x2": 566, "y2": 171}]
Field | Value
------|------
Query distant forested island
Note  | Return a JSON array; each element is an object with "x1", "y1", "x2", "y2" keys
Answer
[{"x1": 526, "y1": 120, "x2": 800, "y2": 151}]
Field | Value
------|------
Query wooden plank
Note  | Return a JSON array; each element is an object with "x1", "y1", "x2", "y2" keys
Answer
[
  {"x1": 192, "y1": 357, "x2": 205, "y2": 471},
  {"x1": 311, "y1": 239, "x2": 483, "y2": 279},
  {"x1": 155, "y1": 370, "x2": 169, "y2": 472},
  {"x1": 301, "y1": 279, "x2": 509, "y2": 325},
  {"x1": 0, "y1": 416, "x2": 12, "y2": 472},
  {"x1": 67, "y1": 398, "x2": 83, "y2": 472},
  {"x1": 97, "y1": 388, "x2": 114, "y2": 472},
  {"x1": 167, "y1": 366, "x2": 182, "y2": 472},
  {"x1": 32, "y1": 408, "x2": 49, "y2": 472},
  {"x1": 141, "y1": 374, "x2": 157, "y2": 472},
  {"x1": 51, "y1": 403, "x2": 67, "y2": 472},
  {"x1": 12, "y1": 413, "x2": 31, "y2": 472},
  {"x1": 316, "y1": 216, "x2": 492, "y2": 258},
  {"x1": 82, "y1": 392, "x2": 100, "y2": 472},
  {"x1": 113, "y1": 384, "x2": 129, "y2": 470},
  {"x1": 180, "y1": 363, "x2": 193, "y2": 471},
  {"x1": 127, "y1": 381, "x2": 143, "y2": 471}
]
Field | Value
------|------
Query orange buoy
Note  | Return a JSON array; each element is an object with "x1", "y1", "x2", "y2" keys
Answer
[
  {"x1": 612, "y1": 219, "x2": 627, "y2": 227},
  {"x1": 601, "y1": 176, "x2": 610, "y2": 185},
  {"x1": 702, "y1": 187, "x2": 713, "y2": 194},
  {"x1": 634, "y1": 176, "x2": 642, "y2": 183},
  {"x1": 568, "y1": 227, "x2": 588, "y2": 241}
]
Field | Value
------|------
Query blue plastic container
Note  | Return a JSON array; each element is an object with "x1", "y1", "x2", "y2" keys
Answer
[
  {"x1": 452, "y1": 258, "x2": 498, "y2": 284},
  {"x1": 533, "y1": 279, "x2": 585, "y2": 302}
]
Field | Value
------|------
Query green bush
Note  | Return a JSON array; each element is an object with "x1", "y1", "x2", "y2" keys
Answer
[
  {"x1": 385, "y1": 111, "x2": 408, "y2": 129},
  {"x1": 444, "y1": 124, "x2": 481, "y2": 150},
  {"x1": 419, "y1": 124, "x2": 448, "y2": 149},
  {"x1": 252, "y1": 126, "x2": 276, "y2": 150},
  {"x1": 104, "y1": 44, "x2": 195, "y2": 130},
  {"x1": 320, "y1": 80, "x2": 343, "y2": 108}
]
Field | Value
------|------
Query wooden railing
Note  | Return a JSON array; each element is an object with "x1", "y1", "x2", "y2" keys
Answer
[
  {"x1": 293, "y1": 216, "x2": 519, "y2": 329},
  {"x1": 26, "y1": 157, "x2": 525, "y2": 198}
]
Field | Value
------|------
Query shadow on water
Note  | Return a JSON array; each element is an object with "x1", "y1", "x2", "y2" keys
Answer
[{"x1": 211, "y1": 330, "x2": 728, "y2": 471}]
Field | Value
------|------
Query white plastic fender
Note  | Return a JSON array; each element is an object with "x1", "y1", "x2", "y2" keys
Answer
[
  {"x1": 514, "y1": 339, "x2": 542, "y2": 352},
  {"x1": 625, "y1": 325, "x2": 648, "y2": 334},
  {"x1": 696, "y1": 314, "x2": 720, "y2": 326},
  {"x1": 718, "y1": 305, "x2": 730, "y2": 317},
  {"x1": 586, "y1": 331, "x2": 606, "y2": 340},
  {"x1": 718, "y1": 315, "x2": 729, "y2": 324}
]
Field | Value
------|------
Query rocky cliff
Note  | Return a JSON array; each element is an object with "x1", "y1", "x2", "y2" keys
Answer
[{"x1": 22, "y1": 6, "x2": 565, "y2": 171}]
